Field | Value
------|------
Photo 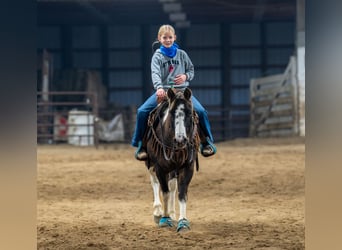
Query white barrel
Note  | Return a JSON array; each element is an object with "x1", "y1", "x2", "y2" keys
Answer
[{"x1": 67, "y1": 110, "x2": 94, "y2": 146}]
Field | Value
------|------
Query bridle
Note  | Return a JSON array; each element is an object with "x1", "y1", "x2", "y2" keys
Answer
[{"x1": 149, "y1": 98, "x2": 199, "y2": 164}]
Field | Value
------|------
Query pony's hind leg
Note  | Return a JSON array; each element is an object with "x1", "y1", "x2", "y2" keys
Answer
[{"x1": 149, "y1": 168, "x2": 162, "y2": 224}]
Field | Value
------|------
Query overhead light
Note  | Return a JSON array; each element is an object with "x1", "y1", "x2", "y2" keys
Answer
[
  {"x1": 175, "y1": 21, "x2": 191, "y2": 28},
  {"x1": 163, "y1": 3, "x2": 182, "y2": 13},
  {"x1": 169, "y1": 12, "x2": 186, "y2": 22},
  {"x1": 158, "y1": 0, "x2": 177, "y2": 2}
]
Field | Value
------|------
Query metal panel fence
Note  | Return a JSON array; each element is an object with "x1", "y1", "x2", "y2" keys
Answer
[
  {"x1": 37, "y1": 90, "x2": 242, "y2": 145},
  {"x1": 249, "y1": 56, "x2": 298, "y2": 137},
  {"x1": 37, "y1": 91, "x2": 99, "y2": 146}
]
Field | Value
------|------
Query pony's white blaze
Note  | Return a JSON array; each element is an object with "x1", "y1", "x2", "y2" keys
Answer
[{"x1": 174, "y1": 104, "x2": 186, "y2": 143}]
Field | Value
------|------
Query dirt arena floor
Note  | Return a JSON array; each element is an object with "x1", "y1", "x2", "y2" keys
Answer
[{"x1": 37, "y1": 137, "x2": 305, "y2": 249}]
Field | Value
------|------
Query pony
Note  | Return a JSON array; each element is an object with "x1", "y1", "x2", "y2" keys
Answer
[{"x1": 143, "y1": 87, "x2": 200, "y2": 232}]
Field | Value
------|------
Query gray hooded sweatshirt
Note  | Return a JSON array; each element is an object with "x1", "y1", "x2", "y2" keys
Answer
[{"x1": 151, "y1": 48, "x2": 194, "y2": 91}]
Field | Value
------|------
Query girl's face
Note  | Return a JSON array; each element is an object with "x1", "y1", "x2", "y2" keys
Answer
[{"x1": 158, "y1": 31, "x2": 176, "y2": 48}]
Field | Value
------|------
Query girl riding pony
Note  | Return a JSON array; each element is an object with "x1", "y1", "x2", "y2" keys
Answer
[{"x1": 131, "y1": 24, "x2": 216, "y2": 161}]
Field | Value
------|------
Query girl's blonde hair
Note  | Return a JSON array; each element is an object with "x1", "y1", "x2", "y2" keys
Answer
[{"x1": 157, "y1": 24, "x2": 176, "y2": 39}]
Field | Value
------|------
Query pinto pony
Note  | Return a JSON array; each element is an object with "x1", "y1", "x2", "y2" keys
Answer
[{"x1": 143, "y1": 88, "x2": 200, "y2": 232}]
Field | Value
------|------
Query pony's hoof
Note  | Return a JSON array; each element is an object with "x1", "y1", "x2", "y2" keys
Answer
[
  {"x1": 158, "y1": 217, "x2": 174, "y2": 227},
  {"x1": 154, "y1": 215, "x2": 162, "y2": 225},
  {"x1": 177, "y1": 218, "x2": 191, "y2": 232}
]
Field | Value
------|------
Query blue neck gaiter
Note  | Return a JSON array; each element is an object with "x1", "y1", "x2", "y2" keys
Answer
[{"x1": 160, "y1": 43, "x2": 179, "y2": 58}]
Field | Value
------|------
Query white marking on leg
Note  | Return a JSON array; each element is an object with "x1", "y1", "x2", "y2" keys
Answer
[
  {"x1": 174, "y1": 104, "x2": 186, "y2": 143},
  {"x1": 149, "y1": 170, "x2": 162, "y2": 218},
  {"x1": 168, "y1": 178, "x2": 177, "y2": 220},
  {"x1": 179, "y1": 200, "x2": 187, "y2": 220}
]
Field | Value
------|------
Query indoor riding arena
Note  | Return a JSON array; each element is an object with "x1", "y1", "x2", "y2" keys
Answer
[
  {"x1": 37, "y1": 137, "x2": 304, "y2": 249},
  {"x1": 37, "y1": 0, "x2": 305, "y2": 249}
]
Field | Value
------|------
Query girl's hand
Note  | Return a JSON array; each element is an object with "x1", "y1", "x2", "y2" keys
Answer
[
  {"x1": 156, "y1": 88, "x2": 166, "y2": 103},
  {"x1": 156, "y1": 88, "x2": 166, "y2": 98},
  {"x1": 174, "y1": 74, "x2": 187, "y2": 85}
]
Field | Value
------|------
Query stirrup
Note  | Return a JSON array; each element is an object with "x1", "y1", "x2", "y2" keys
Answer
[
  {"x1": 135, "y1": 141, "x2": 148, "y2": 161},
  {"x1": 200, "y1": 137, "x2": 217, "y2": 157}
]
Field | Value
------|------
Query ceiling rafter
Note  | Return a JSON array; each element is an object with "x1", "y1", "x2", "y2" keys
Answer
[{"x1": 38, "y1": 0, "x2": 296, "y2": 25}]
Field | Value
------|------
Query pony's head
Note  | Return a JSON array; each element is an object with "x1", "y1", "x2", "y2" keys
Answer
[
  {"x1": 165, "y1": 88, "x2": 194, "y2": 146},
  {"x1": 146, "y1": 87, "x2": 199, "y2": 165}
]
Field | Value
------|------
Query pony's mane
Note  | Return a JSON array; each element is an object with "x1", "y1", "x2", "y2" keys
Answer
[{"x1": 168, "y1": 91, "x2": 193, "y2": 115}]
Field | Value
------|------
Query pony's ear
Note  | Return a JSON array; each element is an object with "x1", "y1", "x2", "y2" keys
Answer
[
  {"x1": 184, "y1": 88, "x2": 192, "y2": 100},
  {"x1": 167, "y1": 88, "x2": 176, "y2": 100}
]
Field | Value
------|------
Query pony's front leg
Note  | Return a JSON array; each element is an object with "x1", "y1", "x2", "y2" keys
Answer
[
  {"x1": 149, "y1": 168, "x2": 162, "y2": 224},
  {"x1": 176, "y1": 166, "x2": 194, "y2": 232},
  {"x1": 156, "y1": 169, "x2": 175, "y2": 228},
  {"x1": 157, "y1": 190, "x2": 175, "y2": 228},
  {"x1": 168, "y1": 178, "x2": 177, "y2": 221}
]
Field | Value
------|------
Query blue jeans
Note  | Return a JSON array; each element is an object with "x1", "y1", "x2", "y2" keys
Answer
[{"x1": 131, "y1": 93, "x2": 214, "y2": 147}]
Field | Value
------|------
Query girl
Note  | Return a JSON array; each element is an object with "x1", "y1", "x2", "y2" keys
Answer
[{"x1": 132, "y1": 24, "x2": 216, "y2": 160}]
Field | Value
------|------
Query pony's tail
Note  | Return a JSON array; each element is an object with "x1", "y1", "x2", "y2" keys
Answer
[{"x1": 152, "y1": 40, "x2": 160, "y2": 54}]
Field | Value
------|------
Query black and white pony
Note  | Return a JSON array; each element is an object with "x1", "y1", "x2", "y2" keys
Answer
[{"x1": 143, "y1": 87, "x2": 200, "y2": 232}]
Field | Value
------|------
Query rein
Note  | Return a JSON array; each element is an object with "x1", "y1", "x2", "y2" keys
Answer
[{"x1": 148, "y1": 100, "x2": 199, "y2": 164}]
